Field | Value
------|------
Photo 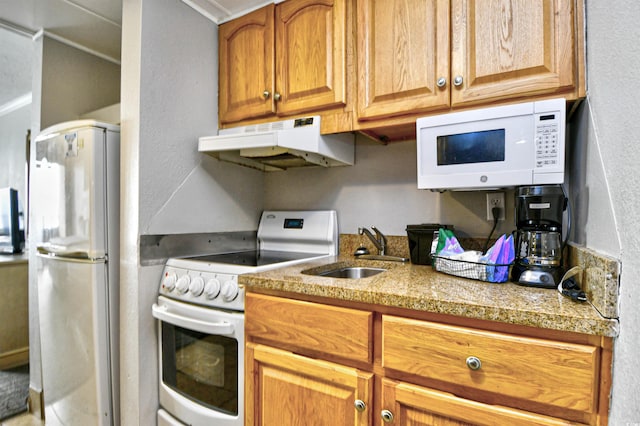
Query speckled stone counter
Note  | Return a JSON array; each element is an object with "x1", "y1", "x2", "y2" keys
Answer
[{"x1": 240, "y1": 256, "x2": 619, "y2": 338}]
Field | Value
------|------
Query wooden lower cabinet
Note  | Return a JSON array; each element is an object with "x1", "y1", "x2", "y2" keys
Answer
[
  {"x1": 246, "y1": 343, "x2": 373, "y2": 425},
  {"x1": 381, "y1": 378, "x2": 574, "y2": 426},
  {"x1": 382, "y1": 315, "x2": 599, "y2": 417},
  {"x1": 245, "y1": 293, "x2": 610, "y2": 425}
]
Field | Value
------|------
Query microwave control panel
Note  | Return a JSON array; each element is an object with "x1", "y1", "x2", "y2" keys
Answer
[{"x1": 534, "y1": 113, "x2": 561, "y2": 169}]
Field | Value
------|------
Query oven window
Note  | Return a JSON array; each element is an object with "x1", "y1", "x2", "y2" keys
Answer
[
  {"x1": 437, "y1": 129, "x2": 505, "y2": 165},
  {"x1": 161, "y1": 323, "x2": 238, "y2": 415}
]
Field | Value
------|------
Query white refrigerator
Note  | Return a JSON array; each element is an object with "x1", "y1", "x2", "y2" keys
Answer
[{"x1": 32, "y1": 120, "x2": 120, "y2": 425}]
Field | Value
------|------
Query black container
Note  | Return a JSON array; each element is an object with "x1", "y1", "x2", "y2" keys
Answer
[
  {"x1": 515, "y1": 185, "x2": 567, "y2": 231},
  {"x1": 406, "y1": 224, "x2": 453, "y2": 265}
]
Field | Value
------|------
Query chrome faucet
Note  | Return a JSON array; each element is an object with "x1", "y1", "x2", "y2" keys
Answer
[{"x1": 358, "y1": 226, "x2": 387, "y2": 256}]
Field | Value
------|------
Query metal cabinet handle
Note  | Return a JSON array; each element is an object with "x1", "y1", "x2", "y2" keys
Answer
[
  {"x1": 354, "y1": 399, "x2": 366, "y2": 412},
  {"x1": 262, "y1": 90, "x2": 270, "y2": 99},
  {"x1": 466, "y1": 356, "x2": 482, "y2": 370},
  {"x1": 453, "y1": 75, "x2": 464, "y2": 86},
  {"x1": 381, "y1": 409, "x2": 394, "y2": 423},
  {"x1": 436, "y1": 77, "x2": 447, "y2": 87},
  {"x1": 274, "y1": 92, "x2": 282, "y2": 101}
]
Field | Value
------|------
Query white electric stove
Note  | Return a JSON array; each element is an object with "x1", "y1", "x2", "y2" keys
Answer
[{"x1": 153, "y1": 210, "x2": 338, "y2": 426}]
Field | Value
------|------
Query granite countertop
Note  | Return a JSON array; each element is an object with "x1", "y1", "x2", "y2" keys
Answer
[{"x1": 240, "y1": 256, "x2": 619, "y2": 338}]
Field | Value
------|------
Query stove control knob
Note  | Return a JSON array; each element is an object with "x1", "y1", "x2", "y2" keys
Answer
[
  {"x1": 190, "y1": 276, "x2": 205, "y2": 297},
  {"x1": 176, "y1": 275, "x2": 191, "y2": 294},
  {"x1": 162, "y1": 272, "x2": 177, "y2": 292},
  {"x1": 221, "y1": 280, "x2": 239, "y2": 302},
  {"x1": 204, "y1": 278, "x2": 221, "y2": 299}
]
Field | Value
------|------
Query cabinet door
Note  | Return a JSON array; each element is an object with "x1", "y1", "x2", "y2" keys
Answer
[
  {"x1": 356, "y1": 0, "x2": 450, "y2": 121},
  {"x1": 275, "y1": 0, "x2": 348, "y2": 116},
  {"x1": 451, "y1": 0, "x2": 581, "y2": 106},
  {"x1": 246, "y1": 343, "x2": 373, "y2": 426},
  {"x1": 219, "y1": 4, "x2": 275, "y2": 123},
  {"x1": 381, "y1": 378, "x2": 571, "y2": 425}
]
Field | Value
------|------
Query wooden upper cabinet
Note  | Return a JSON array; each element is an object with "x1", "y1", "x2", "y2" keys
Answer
[
  {"x1": 356, "y1": 0, "x2": 450, "y2": 122},
  {"x1": 354, "y1": 0, "x2": 584, "y2": 140},
  {"x1": 276, "y1": 0, "x2": 348, "y2": 116},
  {"x1": 218, "y1": 0, "x2": 350, "y2": 128},
  {"x1": 219, "y1": 5, "x2": 275, "y2": 124},
  {"x1": 451, "y1": 0, "x2": 583, "y2": 107}
]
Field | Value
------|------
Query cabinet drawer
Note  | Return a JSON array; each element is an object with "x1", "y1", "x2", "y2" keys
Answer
[
  {"x1": 246, "y1": 293, "x2": 373, "y2": 364},
  {"x1": 382, "y1": 315, "x2": 599, "y2": 414}
]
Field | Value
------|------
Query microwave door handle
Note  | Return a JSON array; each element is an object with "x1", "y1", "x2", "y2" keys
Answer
[{"x1": 151, "y1": 303, "x2": 235, "y2": 336}]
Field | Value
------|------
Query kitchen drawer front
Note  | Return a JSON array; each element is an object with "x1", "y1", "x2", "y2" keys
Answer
[
  {"x1": 382, "y1": 315, "x2": 599, "y2": 414},
  {"x1": 246, "y1": 293, "x2": 373, "y2": 364}
]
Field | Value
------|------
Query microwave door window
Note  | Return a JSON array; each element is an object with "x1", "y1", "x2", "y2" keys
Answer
[{"x1": 437, "y1": 129, "x2": 506, "y2": 166}]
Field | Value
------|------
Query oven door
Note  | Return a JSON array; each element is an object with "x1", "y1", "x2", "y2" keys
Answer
[{"x1": 152, "y1": 296, "x2": 244, "y2": 426}]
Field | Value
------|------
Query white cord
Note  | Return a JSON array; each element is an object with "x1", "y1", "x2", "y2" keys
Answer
[{"x1": 557, "y1": 265, "x2": 583, "y2": 295}]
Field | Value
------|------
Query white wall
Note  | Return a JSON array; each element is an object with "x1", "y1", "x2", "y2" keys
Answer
[
  {"x1": 119, "y1": 0, "x2": 263, "y2": 423},
  {"x1": 579, "y1": 1, "x2": 640, "y2": 422},
  {"x1": 0, "y1": 26, "x2": 32, "y2": 197},
  {"x1": 38, "y1": 36, "x2": 120, "y2": 130},
  {"x1": 0, "y1": 104, "x2": 30, "y2": 197},
  {"x1": 265, "y1": 136, "x2": 515, "y2": 239}
]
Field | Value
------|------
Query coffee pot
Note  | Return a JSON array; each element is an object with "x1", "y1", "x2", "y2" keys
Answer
[{"x1": 511, "y1": 185, "x2": 568, "y2": 288}]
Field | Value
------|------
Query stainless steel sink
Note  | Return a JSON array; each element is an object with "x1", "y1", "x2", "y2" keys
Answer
[{"x1": 315, "y1": 266, "x2": 386, "y2": 279}]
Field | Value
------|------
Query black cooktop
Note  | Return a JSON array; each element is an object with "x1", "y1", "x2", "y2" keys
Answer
[{"x1": 185, "y1": 250, "x2": 323, "y2": 267}]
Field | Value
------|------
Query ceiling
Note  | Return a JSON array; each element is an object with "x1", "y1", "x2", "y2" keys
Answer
[{"x1": 0, "y1": 0, "x2": 270, "y2": 112}]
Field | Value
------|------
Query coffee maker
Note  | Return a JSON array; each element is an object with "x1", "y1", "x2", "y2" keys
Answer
[{"x1": 511, "y1": 185, "x2": 568, "y2": 288}]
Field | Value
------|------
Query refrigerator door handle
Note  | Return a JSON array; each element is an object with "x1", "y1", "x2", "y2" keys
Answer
[
  {"x1": 37, "y1": 247, "x2": 106, "y2": 263},
  {"x1": 152, "y1": 303, "x2": 235, "y2": 336}
]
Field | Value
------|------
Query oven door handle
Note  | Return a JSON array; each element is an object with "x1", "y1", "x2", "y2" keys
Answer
[{"x1": 152, "y1": 303, "x2": 235, "y2": 336}]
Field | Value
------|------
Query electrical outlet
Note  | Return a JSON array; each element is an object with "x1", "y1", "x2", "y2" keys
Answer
[{"x1": 486, "y1": 192, "x2": 506, "y2": 221}]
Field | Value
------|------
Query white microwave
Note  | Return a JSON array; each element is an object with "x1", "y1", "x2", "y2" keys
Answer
[{"x1": 416, "y1": 98, "x2": 566, "y2": 190}]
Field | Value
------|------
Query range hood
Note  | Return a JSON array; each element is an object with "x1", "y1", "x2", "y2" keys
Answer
[{"x1": 198, "y1": 116, "x2": 355, "y2": 171}]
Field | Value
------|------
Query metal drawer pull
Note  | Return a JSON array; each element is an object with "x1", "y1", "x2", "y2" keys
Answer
[
  {"x1": 381, "y1": 409, "x2": 394, "y2": 423},
  {"x1": 354, "y1": 399, "x2": 366, "y2": 412},
  {"x1": 466, "y1": 356, "x2": 482, "y2": 370}
]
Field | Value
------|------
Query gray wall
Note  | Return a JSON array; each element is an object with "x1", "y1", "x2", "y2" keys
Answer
[
  {"x1": 119, "y1": 0, "x2": 263, "y2": 423},
  {"x1": 577, "y1": 1, "x2": 640, "y2": 422}
]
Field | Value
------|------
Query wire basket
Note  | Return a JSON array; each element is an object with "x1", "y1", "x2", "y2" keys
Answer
[{"x1": 432, "y1": 255, "x2": 513, "y2": 283}]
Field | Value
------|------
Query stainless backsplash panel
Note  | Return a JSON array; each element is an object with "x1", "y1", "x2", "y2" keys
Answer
[{"x1": 140, "y1": 231, "x2": 257, "y2": 266}]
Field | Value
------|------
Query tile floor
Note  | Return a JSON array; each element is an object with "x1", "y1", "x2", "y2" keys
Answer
[{"x1": 0, "y1": 413, "x2": 43, "y2": 426}]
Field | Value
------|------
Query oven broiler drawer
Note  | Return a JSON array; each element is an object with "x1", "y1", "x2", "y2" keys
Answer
[{"x1": 246, "y1": 293, "x2": 373, "y2": 364}]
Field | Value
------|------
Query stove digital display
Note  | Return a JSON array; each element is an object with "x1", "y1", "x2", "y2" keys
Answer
[{"x1": 284, "y1": 218, "x2": 304, "y2": 229}]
